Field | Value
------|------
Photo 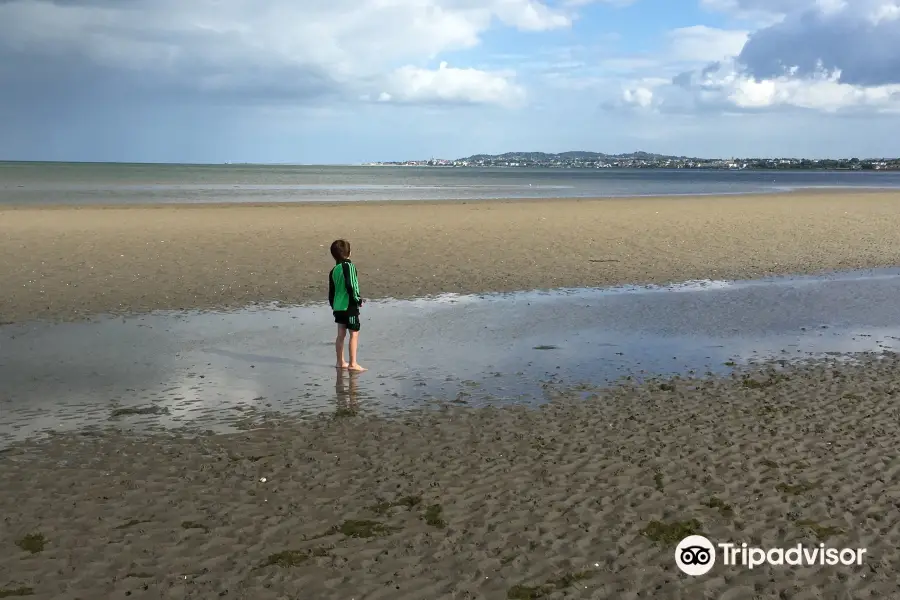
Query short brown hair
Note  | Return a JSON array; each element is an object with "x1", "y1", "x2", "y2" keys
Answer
[{"x1": 330, "y1": 239, "x2": 351, "y2": 262}]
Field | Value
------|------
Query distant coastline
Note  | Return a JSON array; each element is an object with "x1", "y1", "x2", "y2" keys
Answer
[
  {"x1": 3, "y1": 150, "x2": 900, "y2": 172},
  {"x1": 369, "y1": 151, "x2": 900, "y2": 171}
]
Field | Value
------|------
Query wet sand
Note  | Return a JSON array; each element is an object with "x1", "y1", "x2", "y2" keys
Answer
[
  {"x1": 4, "y1": 192, "x2": 900, "y2": 598},
  {"x1": 2, "y1": 355, "x2": 899, "y2": 599},
  {"x1": 4, "y1": 269, "x2": 900, "y2": 446},
  {"x1": 3, "y1": 191, "x2": 900, "y2": 323}
]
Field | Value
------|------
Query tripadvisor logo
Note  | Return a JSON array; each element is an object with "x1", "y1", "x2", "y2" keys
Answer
[
  {"x1": 676, "y1": 536, "x2": 716, "y2": 576},
  {"x1": 675, "y1": 535, "x2": 867, "y2": 575}
]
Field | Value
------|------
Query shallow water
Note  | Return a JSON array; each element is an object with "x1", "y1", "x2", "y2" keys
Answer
[
  {"x1": 3, "y1": 163, "x2": 900, "y2": 204},
  {"x1": 2, "y1": 268, "x2": 900, "y2": 445}
]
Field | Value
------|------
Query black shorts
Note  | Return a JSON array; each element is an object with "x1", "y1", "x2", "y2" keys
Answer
[{"x1": 334, "y1": 311, "x2": 361, "y2": 332}]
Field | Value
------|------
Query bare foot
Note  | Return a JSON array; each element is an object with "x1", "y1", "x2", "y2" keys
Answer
[
  {"x1": 336, "y1": 362, "x2": 350, "y2": 369},
  {"x1": 348, "y1": 363, "x2": 367, "y2": 372}
]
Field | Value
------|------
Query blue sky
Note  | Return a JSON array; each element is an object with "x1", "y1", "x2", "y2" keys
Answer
[{"x1": 1, "y1": 0, "x2": 899, "y2": 164}]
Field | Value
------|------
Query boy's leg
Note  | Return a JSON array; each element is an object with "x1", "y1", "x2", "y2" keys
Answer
[
  {"x1": 348, "y1": 330, "x2": 366, "y2": 371},
  {"x1": 335, "y1": 324, "x2": 348, "y2": 368}
]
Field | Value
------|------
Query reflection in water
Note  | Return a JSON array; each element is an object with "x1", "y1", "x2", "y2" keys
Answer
[
  {"x1": 3, "y1": 267, "x2": 900, "y2": 445},
  {"x1": 335, "y1": 369, "x2": 361, "y2": 417}
]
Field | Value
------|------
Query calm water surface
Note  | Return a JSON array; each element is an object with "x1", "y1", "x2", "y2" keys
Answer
[
  {"x1": 2, "y1": 268, "x2": 899, "y2": 445},
  {"x1": 2, "y1": 162, "x2": 899, "y2": 204}
]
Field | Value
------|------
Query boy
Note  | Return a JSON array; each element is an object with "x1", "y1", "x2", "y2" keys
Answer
[{"x1": 328, "y1": 239, "x2": 366, "y2": 371}]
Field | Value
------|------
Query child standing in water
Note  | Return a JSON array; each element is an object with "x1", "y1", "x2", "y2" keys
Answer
[{"x1": 328, "y1": 239, "x2": 366, "y2": 371}]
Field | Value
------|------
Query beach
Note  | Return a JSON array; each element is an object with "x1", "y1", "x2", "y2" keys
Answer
[
  {"x1": 3, "y1": 191, "x2": 900, "y2": 599},
  {"x1": 2, "y1": 356, "x2": 899, "y2": 599},
  {"x1": 3, "y1": 191, "x2": 900, "y2": 324}
]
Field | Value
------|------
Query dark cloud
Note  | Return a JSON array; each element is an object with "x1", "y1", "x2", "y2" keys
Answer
[
  {"x1": 672, "y1": 61, "x2": 722, "y2": 89},
  {"x1": 0, "y1": 44, "x2": 339, "y2": 112},
  {"x1": 0, "y1": 0, "x2": 341, "y2": 109},
  {"x1": 737, "y1": 4, "x2": 900, "y2": 86},
  {"x1": 0, "y1": 39, "x2": 339, "y2": 164}
]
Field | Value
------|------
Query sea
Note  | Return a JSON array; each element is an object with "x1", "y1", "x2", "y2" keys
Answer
[{"x1": 2, "y1": 161, "x2": 900, "y2": 205}]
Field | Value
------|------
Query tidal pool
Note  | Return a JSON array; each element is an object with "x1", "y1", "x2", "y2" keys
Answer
[{"x1": 2, "y1": 268, "x2": 899, "y2": 445}]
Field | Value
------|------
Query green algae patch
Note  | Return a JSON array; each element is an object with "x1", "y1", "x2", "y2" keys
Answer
[
  {"x1": 423, "y1": 504, "x2": 447, "y2": 529},
  {"x1": 15, "y1": 534, "x2": 46, "y2": 554},
  {"x1": 333, "y1": 407, "x2": 359, "y2": 419},
  {"x1": 110, "y1": 406, "x2": 170, "y2": 418},
  {"x1": 257, "y1": 547, "x2": 330, "y2": 569},
  {"x1": 775, "y1": 481, "x2": 817, "y2": 495},
  {"x1": 369, "y1": 495, "x2": 422, "y2": 515},
  {"x1": 704, "y1": 497, "x2": 735, "y2": 518},
  {"x1": 114, "y1": 519, "x2": 152, "y2": 530},
  {"x1": 0, "y1": 588, "x2": 34, "y2": 598},
  {"x1": 641, "y1": 519, "x2": 702, "y2": 545},
  {"x1": 797, "y1": 520, "x2": 843, "y2": 541},
  {"x1": 326, "y1": 519, "x2": 397, "y2": 539}
]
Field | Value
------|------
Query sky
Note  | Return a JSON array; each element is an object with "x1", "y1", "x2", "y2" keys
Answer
[{"x1": 0, "y1": 0, "x2": 899, "y2": 163}]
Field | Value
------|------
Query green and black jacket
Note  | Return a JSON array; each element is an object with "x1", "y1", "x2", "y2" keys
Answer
[{"x1": 328, "y1": 260, "x2": 362, "y2": 314}]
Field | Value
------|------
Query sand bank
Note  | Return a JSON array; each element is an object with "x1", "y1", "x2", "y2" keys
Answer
[
  {"x1": 3, "y1": 191, "x2": 900, "y2": 323},
  {"x1": 1, "y1": 355, "x2": 898, "y2": 598}
]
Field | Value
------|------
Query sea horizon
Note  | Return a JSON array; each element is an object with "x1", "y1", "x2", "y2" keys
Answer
[
  {"x1": 3, "y1": 156, "x2": 900, "y2": 167},
  {"x1": 3, "y1": 161, "x2": 900, "y2": 206}
]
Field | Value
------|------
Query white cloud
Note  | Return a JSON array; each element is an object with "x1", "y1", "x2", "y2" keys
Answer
[
  {"x1": 620, "y1": 60, "x2": 900, "y2": 114},
  {"x1": 870, "y1": 2, "x2": 900, "y2": 23},
  {"x1": 613, "y1": 0, "x2": 900, "y2": 115},
  {"x1": 622, "y1": 86, "x2": 654, "y2": 108},
  {"x1": 602, "y1": 26, "x2": 748, "y2": 110},
  {"x1": 727, "y1": 69, "x2": 900, "y2": 113},
  {"x1": 666, "y1": 25, "x2": 749, "y2": 63},
  {"x1": 615, "y1": 77, "x2": 669, "y2": 109},
  {"x1": 376, "y1": 62, "x2": 525, "y2": 106},
  {"x1": 0, "y1": 0, "x2": 571, "y2": 104}
]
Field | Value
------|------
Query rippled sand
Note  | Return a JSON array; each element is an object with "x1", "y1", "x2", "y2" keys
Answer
[{"x1": 2, "y1": 355, "x2": 898, "y2": 599}]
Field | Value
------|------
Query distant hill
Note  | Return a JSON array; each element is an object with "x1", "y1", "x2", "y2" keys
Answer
[
  {"x1": 381, "y1": 152, "x2": 899, "y2": 171},
  {"x1": 456, "y1": 151, "x2": 699, "y2": 162}
]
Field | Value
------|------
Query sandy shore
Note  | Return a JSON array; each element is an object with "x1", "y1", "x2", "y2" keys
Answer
[
  {"x1": 3, "y1": 191, "x2": 900, "y2": 598},
  {"x1": 3, "y1": 191, "x2": 900, "y2": 323},
  {"x1": 1, "y1": 355, "x2": 898, "y2": 599}
]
